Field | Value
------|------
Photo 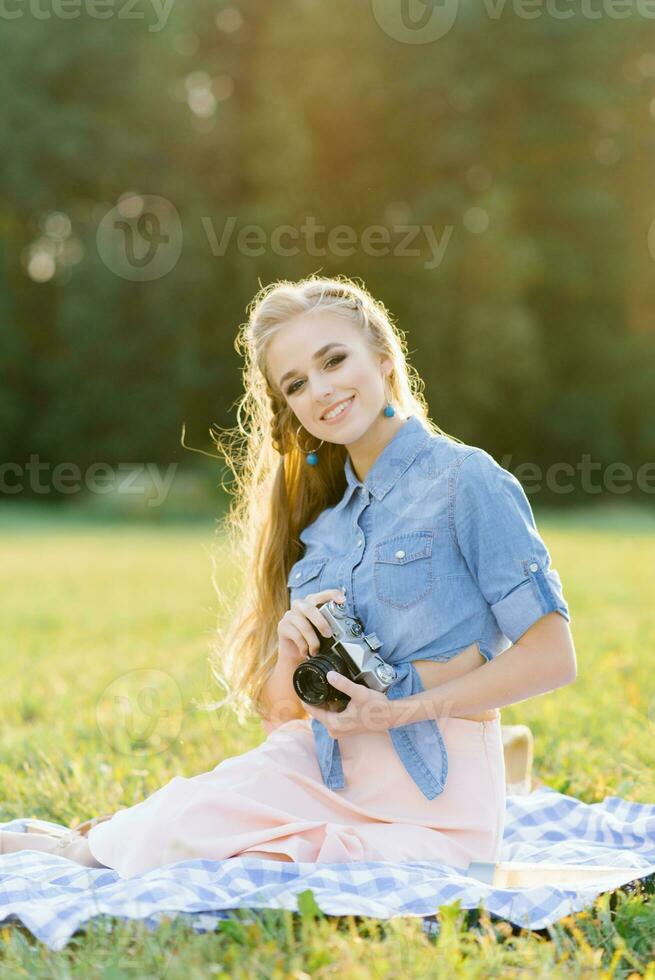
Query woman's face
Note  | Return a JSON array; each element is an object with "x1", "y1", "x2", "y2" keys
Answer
[{"x1": 266, "y1": 311, "x2": 392, "y2": 446}]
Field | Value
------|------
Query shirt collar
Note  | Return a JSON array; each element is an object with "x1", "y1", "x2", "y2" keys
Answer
[{"x1": 342, "y1": 414, "x2": 433, "y2": 503}]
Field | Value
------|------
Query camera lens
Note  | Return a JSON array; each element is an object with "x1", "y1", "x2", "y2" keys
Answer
[{"x1": 293, "y1": 660, "x2": 331, "y2": 705}]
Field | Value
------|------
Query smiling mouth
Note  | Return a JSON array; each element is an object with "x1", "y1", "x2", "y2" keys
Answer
[{"x1": 320, "y1": 395, "x2": 355, "y2": 421}]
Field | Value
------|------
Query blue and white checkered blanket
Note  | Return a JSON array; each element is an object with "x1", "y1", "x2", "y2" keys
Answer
[{"x1": 1, "y1": 785, "x2": 654, "y2": 951}]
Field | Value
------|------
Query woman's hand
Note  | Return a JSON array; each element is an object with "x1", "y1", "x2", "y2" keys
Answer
[
  {"x1": 303, "y1": 672, "x2": 394, "y2": 737},
  {"x1": 277, "y1": 588, "x2": 346, "y2": 662}
]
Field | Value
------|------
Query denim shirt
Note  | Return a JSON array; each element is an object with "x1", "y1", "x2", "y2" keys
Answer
[{"x1": 286, "y1": 415, "x2": 571, "y2": 801}]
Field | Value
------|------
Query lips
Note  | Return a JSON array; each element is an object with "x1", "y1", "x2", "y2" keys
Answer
[{"x1": 320, "y1": 395, "x2": 355, "y2": 421}]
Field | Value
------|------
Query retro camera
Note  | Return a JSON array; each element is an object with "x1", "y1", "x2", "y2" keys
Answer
[{"x1": 292, "y1": 600, "x2": 397, "y2": 712}]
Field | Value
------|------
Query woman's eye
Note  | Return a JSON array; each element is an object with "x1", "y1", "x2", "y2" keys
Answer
[{"x1": 286, "y1": 354, "x2": 346, "y2": 396}]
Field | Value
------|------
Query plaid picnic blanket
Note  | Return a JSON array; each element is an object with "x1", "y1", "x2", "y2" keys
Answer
[{"x1": 1, "y1": 785, "x2": 654, "y2": 952}]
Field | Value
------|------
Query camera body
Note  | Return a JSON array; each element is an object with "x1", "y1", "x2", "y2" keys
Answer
[{"x1": 292, "y1": 599, "x2": 397, "y2": 713}]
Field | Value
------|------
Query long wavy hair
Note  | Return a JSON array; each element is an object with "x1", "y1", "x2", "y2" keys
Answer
[{"x1": 203, "y1": 273, "x2": 461, "y2": 725}]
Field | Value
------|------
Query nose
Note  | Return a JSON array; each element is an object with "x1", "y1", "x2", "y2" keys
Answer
[{"x1": 309, "y1": 373, "x2": 336, "y2": 406}]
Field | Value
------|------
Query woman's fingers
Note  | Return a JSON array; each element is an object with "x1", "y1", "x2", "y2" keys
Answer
[
  {"x1": 293, "y1": 598, "x2": 333, "y2": 639},
  {"x1": 292, "y1": 618, "x2": 321, "y2": 656},
  {"x1": 299, "y1": 589, "x2": 345, "y2": 637},
  {"x1": 279, "y1": 619, "x2": 315, "y2": 657},
  {"x1": 278, "y1": 588, "x2": 345, "y2": 659}
]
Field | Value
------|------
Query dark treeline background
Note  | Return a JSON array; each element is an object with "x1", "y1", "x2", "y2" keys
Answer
[{"x1": 1, "y1": 0, "x2": 654, "y2": 509}]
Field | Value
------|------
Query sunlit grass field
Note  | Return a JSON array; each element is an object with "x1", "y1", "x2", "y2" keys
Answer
[{"x1": 1, "y1": 504, "x2": 654, "y2": 977}]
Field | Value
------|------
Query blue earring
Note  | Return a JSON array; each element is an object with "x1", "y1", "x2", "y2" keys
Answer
[
  {"x1": 296, "y1": 423, "x2": 324, "y2": 466},
  {"x1": 383, "y1": 379, "x2": 396, "y2": 417}
]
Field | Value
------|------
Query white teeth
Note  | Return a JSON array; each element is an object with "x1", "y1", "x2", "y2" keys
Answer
[{"x1": 322, "y1": 396, "x2": 353, "y2": 420}]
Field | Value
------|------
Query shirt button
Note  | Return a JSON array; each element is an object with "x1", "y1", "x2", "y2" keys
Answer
[
  {"x1": 295, "y1": 572, "x2": 301, "y2": 579},
  {"x1": 529, "y1": 562, "x2": 539, "y2": 572},
  {"x1": 395, "y1": 549, "x2": 406, "y2": 559},
  {"x1": 357, "y1": 539, "x2": 363, "y2": 547}
]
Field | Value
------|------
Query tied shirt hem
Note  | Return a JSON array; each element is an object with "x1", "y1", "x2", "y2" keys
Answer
[{"x1": 311, "y1": 661, "x2": 448, "y2": 800}]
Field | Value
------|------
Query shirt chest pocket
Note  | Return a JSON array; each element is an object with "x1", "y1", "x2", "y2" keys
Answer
[
  {"x1": 287, "y1": 556, "x2": 329, "y2": 600},
  {"x1": 373, "y1": 530, "x2": 434, "y2": 610}
]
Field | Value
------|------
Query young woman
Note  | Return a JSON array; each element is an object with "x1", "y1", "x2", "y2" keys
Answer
[{"x1": 0, "y1": 275, "x2": 576, "y2": 876}]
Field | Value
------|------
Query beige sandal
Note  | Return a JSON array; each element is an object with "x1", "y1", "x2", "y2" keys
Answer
[
  {"x1": 69, "y1": 814, "x2": 115, "y2": 837},
  {"x1": 20, "y1": 814, "x2": 115, "y2": 838},
  {"x1": 20, "y1": 820, "x2": 74, "y2": 839}
]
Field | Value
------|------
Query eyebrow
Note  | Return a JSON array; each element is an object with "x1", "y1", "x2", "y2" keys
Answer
[{"x1": 278, "y1": 343, "x2": 348, "y2": 388}]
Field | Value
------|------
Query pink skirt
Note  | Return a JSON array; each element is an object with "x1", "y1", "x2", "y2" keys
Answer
[{"x1": 87, "y1": 715, "x2": 506, "y2": 879}]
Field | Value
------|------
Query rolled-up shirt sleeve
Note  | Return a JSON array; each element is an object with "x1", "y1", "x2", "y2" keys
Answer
[{"x1": 453, "y1": 449, "x2": 571, "y2": 643}]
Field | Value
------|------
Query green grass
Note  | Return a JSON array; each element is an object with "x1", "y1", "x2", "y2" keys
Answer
[{"x1": 1, "y1": 506, "x2": 654, "y2": 977}]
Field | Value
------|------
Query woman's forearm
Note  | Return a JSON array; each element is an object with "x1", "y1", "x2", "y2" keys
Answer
[
  {"x1": 260, "y1": 651, "x2": 309, "y2": 731},
  {"x1": 389, "y1": 613, "x2": 577, "y2": 729}
]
